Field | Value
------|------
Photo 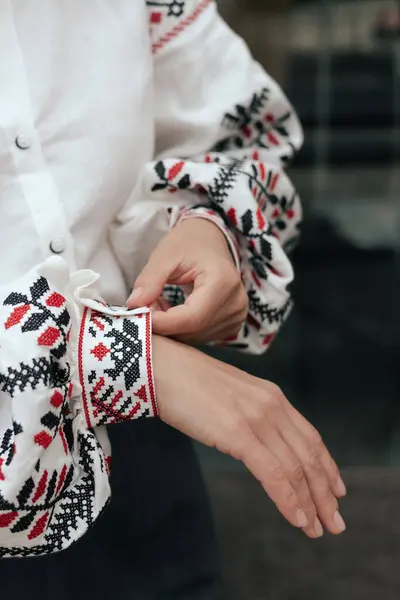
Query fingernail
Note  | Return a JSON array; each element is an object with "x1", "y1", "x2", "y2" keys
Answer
[
  {"x1": 336, "y1": 477, "x2": 347, "y2": 497},
  {"x1": 128, "y1": 288, "x2": 142, "y2": 303},
  {"x1": 334, "y1": 511, "x2": 346, "y2": 533},
  {"x1": 296, "y1": 509, "x2": 308, "y2": 528},
  {"x1": 314, "y1": 518, "x2": 323, "y2": 538}
]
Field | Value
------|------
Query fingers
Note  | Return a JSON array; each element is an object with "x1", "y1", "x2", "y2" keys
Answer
[
  {"x1": 238, "y1": 435, "x2": 311, "y2": 531},
  {"x1": 127, "y1": 248, "x2": 179, "y2": 309},
  {"x1": 254, "y1": 419, "x2": 321, "y2": 538},
  {"x1": 263, "y1": 392, "x2": 346, "y2": 535},
  {"x1": 152, "y1": 276, "x2": 220, "y2": 337},
  {"x1": 152, "y1": 289, "x2": 246, "y2": 342},
  {"x1": 282, "y1": 400, "x2": 346, "y2": 498}
]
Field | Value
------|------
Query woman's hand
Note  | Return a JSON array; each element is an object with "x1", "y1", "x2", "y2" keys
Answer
[
  {"x1": 152, "y1": 335, "x2": 347, "y2": 539},
  {"x1": 128, "y1": 218, "x2": 248, "y2": 344}
]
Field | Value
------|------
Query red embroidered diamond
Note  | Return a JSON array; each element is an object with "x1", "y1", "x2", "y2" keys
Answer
[
  {"x1": 46, "y1": 292, "x2": 66, "y2": 308},
  {"x1": 5, "y1": 304, "x2": 31, "y2": 329},
  {"x1": 34, "y1": 431, "x2": 52, "y2": 449},
  {"x1": 0, "y1": 512, "x2": 18, "y2": 528},
  {"x1": 151, "y1": 11, "x2": 162, "y2": 24},
  {"x1": 51, "y1": 390, "x2": 64, "y2": 408},
  {"x1": 38, "y1": 327, "x2": 60, "y2": 347},
  {"x1": 90, "y1": 342, "x2": 110, "y2": 361}
]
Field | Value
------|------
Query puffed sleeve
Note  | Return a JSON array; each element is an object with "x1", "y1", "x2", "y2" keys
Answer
[
  {"x1": 146, "y1": 0, "x2": 303, "y2": 354},
  {"x1": 0, "y1": 257, "x2": 156, "y2": 558}
]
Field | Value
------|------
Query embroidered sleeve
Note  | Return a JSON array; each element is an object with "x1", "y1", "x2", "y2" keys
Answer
[
  {"x1": 0, "y1": 258, "x2": 156, "y2": 558},
  {"x1": 143, "y1": 0, "x2": 303, "y2": 354}
]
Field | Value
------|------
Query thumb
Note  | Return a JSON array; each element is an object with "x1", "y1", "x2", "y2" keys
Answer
[{"x1": 127, "y1": 252, "x2": 176, "y2": 309}]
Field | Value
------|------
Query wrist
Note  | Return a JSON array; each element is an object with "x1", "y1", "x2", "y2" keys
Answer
[{"x1": 176, "y1": 214, "x2": 239, "y2": 268}]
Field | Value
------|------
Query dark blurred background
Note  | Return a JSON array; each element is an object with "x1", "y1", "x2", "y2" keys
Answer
[{"x1": 199, "y1": 1, "x2": 400, "y2": 598}]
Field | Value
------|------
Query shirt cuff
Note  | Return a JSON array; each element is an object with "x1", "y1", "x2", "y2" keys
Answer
[{"x1": 78, "y1": 301, "x2": 158, "y2": 428}]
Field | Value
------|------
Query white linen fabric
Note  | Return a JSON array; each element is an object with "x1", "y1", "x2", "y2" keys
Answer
[{"x1": 0, "y1": 0, "x2": 303, "y2": 556}]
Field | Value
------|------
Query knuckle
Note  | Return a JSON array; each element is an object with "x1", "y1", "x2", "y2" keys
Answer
[
  {"x1": 266, "y1": 382, "x2": 283, "y2": 398},
  {"x1": 266, "y1": 461, "x2": 286, "y2": 483},
  {"x1": 188, "y1": 311, "x2": 207, "y2": 332},
  {"x1": 264, "y1": 392, "x2": 280, "y2": 410},
  {"x1": 317, "y1": 491, "x2": 338, "y2": 513},
  {"x1": 307, "y1": 448, "x2": 323, "y2": 472},
  {"x1": 308, "y1": 426, "x2": 323, "y2": 448},
  {"x1": 283, "y1": 488, "x2": 298, "y2": 510},
  {"x1": 288, "y1": 460, "x2": 305, "y2": 484}
]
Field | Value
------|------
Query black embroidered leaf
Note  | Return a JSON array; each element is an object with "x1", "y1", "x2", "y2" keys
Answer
[
  {"x1": 45, "y1": 470, "x2": 58, "y2": 504},
  {"x1": 151, "y1": 182, "x2": 168, "y2": 192},
  {"x1": 280, "y1": 196, "x2": 288, "y2": 211},
  {"x1": 154, "y1": 160, "x2": 166, "y2": 180},
  {"x1": 275, "y1": 220, "x2": 287, "y2": 231},
  {"x1": 11, "y1": 511, "x2": 36, "y2": 533},
  {"x1": 3, "y1": 292, "x2": 28, "y2": 306},
  {"x1": 30, "y1": 277, "x2": 50, "y2": 302},
  {"x1": 58, "y1": 308, "x2": 71, "y2": 328},
  {"x1": 260, "y1": 236, "x2": 273, "y2": 262},
  {"x1": 178, "y1": 174, "x2": 191, "y2": 190},
  {"x1": 269, "y1": 194, "x2": 279, "y2": 206},
  {"x1": 0, "y1": 491, "x2": 14, "y2": 510},
  {"x1": 251, "y1": 257, "x2": 268, "y2": 280},
  {"x1": 17, "y1": 477, "x2": 35, "y2": 506},
  {"x1": 13, "y1": 422, "x2": 23, "y2": 435},
  {"x1": 279, "y1": 111, "x2": 291, "y2": 123},
  {"x1": 241, "y1": 210, "x2": 253, "y2": 235},
  {"x1": 0, "y1": 429, "x2": 13, "y2": 455},
  {"x1": 41, "y1": 411, "x2": 59, "y2": 430},
  {"x1": 63, "y1": 420, "x2": 74, "y2": 453},
  {"x1": 275, "y1": 125, "x2": 288, "y2": 137},
  {"x1": 21, "y1": 311, "x2": 48, "y2": 332}
]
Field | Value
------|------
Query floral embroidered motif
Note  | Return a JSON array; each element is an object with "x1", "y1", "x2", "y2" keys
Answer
[
  {"x1": 0, "y1": 264, "x2": 156, "y2": 558},
  {"x1": 147, "y1": 76, "x2": 302, "y2": 354},
  {"x1": 213, "y1": 87, "x2": 296, "y2": 163}
]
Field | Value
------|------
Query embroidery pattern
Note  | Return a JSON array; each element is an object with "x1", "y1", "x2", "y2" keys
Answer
[
  {"x1": 79, "y1": 306, "x2": 157, "y2": 428},
  {"x1": 0, "y1": 273, "x2": 156, "y2": 558},
  {"x1": 147, "y1": 0, "x2": 213, "y2": 54}
]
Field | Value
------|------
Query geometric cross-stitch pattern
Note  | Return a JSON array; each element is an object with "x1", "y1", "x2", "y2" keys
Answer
[{"x1": 0, "y1": 260, "x2": 157, "y2": 558}]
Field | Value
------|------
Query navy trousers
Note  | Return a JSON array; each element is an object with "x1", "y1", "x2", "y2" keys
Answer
[{"x1": 0, "y1": 420, "x2": 221, "y2": 600}]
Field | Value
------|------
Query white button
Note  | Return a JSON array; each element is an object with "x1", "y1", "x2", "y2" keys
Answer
[
  {"x1": 49, "y1": 237, "x2": 65, "y2": 254},
  {"x1": 15, "y1": 134, "x2": 31, "y2": 150}
]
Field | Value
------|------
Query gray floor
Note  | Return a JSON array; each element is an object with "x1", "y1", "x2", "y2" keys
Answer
[{"x1": 206, "y1": 467, "x2": 400, "y2": 600}]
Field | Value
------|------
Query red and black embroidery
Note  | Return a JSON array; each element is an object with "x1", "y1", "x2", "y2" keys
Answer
[
  {"x1": 147, "y1": 0, "x2": 186, "y2": 19},
  {"x1": 213, "y1": 87, "x2": 296, "y2": 164},
  {"x1": 148, "y1": 0, "x2": 213, "y2": 54},
  {"x1": 3, "y1": 277, "x2": 70, "y2": 361},
  {"x1": 0, "y1": 274, "x2": 104, "y2": 558},
  {"x1": 79, "y1": 305, "x2": 157, "y2": 429},
  {"x1": 149, "y1": 143, "x2": 300, "y2": 351}
]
